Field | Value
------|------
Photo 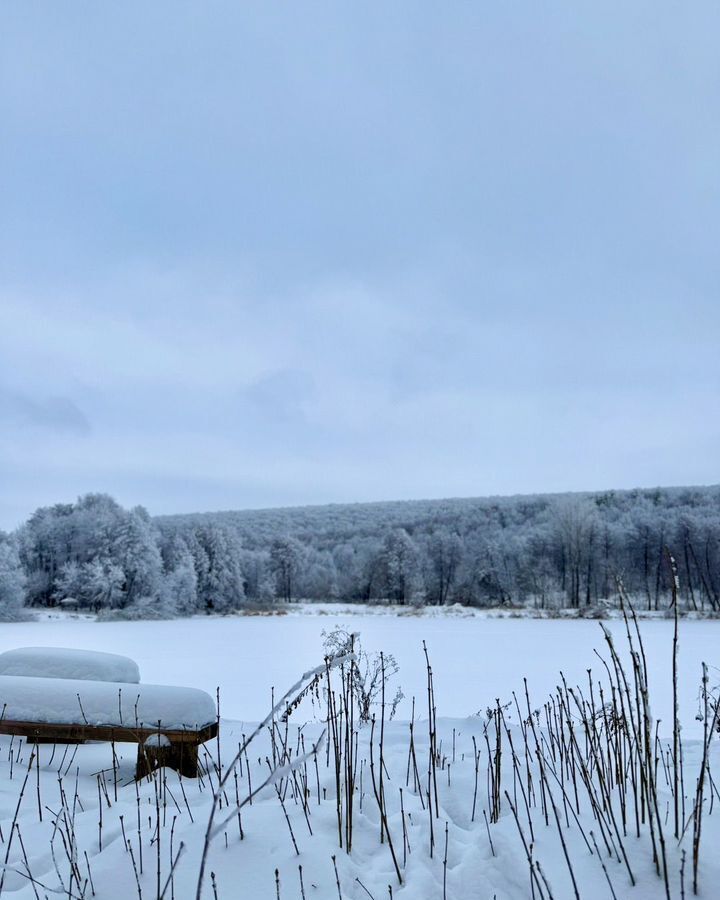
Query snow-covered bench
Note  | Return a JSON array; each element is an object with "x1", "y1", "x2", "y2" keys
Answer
[
  {"x1": 0, "y1": 674, "x2": 217, "y2": 779},
  {"x1": 0, "y1": 647, "x2": 141, "y2": 684}
]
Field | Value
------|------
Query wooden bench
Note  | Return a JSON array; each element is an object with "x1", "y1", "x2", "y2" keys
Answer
[
  {"x1": 0, "y1": 674, "x2": 218, "y2": 779},
  {"x1": 0, "y1": 718, "x2": 217, "y2": 778}
]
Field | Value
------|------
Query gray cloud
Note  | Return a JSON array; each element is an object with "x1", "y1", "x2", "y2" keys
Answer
[
  {"x1": 0, "y1": 389, "x2": 91, "y2": 435},
  {"x1": 238, "y1": 370, "x2": 315, "y2": 427},
  {"x1": 0, "y1": 1, "x2": 718, "y2": 529}
]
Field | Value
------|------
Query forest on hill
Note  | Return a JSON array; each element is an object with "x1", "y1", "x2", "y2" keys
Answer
[{"x1": 0, "y1": 485, "x2": 718, "y2": 619}]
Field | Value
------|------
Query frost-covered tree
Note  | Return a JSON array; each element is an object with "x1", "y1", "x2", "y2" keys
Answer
[
  {"x1": 18, "y1": 503, "x2": 74, "y2": 604},
  {"x1": 0, "y1": 533, "x2": 26, "y2": 619},
  {"x1": 21, "y1": 494, "x2": 161, "y2": 611},
  {"x1": 55, "y1": 557, "x2": 125, "y2": 611},
  {"x1": 269, "y1": 537, "x2": 304, "y2": 602},
  {"x1": 53, "y1": 560, "x2": 82, "y2": 605},
  {"x1": 381, "y1": 529, "x2": 423, "y2": 604},
  {"x1": 240, "y1": 549, "x2": 276, "y2": 604},
  {"x1": 425, "y1": 528, "x2": 463, "y2": 605},
  {"x1": 160, "y1": 536, "x2": 198, "y2": 615},
  {"x1": 552, "y1": 498, "x2": 600, "y2": 608},
  {"x1": 298, "y1": 549, "x2": 338, "y2": 601},
  {"x1": 195, "y1": 525, "x2": 245, "y2": 612},
  {"x1": 112, "y1": 506, "x2": 163, "y2": 606}
]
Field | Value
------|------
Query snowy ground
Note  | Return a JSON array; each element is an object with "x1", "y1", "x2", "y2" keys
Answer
[{"x1": 0, "y1": 606, "x2": 718, "y2": 898}]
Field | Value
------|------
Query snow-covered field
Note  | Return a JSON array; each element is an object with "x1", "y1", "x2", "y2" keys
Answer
[
  {"x1": 2, "y1": 605, "x2": 718, "y2": 735},
  {"x1": 0, "y1": 606, "x2": 719, "y2": 899}
]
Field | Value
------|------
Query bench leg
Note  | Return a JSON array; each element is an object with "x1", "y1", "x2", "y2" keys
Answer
[
  {"x1": 135, "y1": 742, "x2": 200, "y2": 780},
  {"x1": 136, "y1": 743, "x2": 153, "y2": 780},
  {"x1": 172, "y1": 742, "x2": 199, "y2": 778}
]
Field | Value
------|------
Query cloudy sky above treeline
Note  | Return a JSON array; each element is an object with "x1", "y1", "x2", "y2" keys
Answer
[{"x1": 1, "y1": 2, "x2": 718, "y2": 529}]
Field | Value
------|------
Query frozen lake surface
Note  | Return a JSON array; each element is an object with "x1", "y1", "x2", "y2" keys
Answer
[{"x1": 2, "y1": 606, "x2": 717, "y2": 736}]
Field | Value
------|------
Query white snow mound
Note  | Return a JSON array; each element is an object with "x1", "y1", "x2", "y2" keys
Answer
[
  {"x1": 144, "y1": 732, "x2": 172, "y2": 748},
  {"x1": 0, "y1": 647, "x2": 140, "y2": 683},
  {"x1": 0, "y1": 675, "x2": 216, "y2": 731}
]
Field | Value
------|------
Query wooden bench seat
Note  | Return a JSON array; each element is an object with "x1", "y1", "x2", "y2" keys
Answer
[
  {"x1": 0, "y1": 674, "x2": 218, "y2": 779},
  {"x1": 0, "y1": 718, "x2": 218, "y2": 778}
]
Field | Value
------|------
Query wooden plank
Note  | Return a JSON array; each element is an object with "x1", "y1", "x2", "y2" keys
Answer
[{"x1": 0, "y1": 719, "x2": 218, "y2": 746}]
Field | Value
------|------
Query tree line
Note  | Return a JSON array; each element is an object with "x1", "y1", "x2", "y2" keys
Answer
[{"x1": 0, "y1": 486, "x2": 718, "y2": 619}]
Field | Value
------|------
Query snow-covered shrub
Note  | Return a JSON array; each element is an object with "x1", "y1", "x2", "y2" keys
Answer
[
  {"x1": 97, "y1": 594, "x2": 176, "y2": 621},
  {"x1": 322, "y1": 626, "x2": 403, "y2": 723}
]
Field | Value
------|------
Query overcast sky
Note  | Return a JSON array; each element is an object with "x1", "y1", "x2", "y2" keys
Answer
[{"x1": 1, "y1": 2, "x2": 718, "y2": 530}]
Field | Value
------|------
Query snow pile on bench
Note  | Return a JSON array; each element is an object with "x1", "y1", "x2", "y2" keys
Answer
[
  {"x1": 0, "y1": 647, "x2": 140, "y2": 683},
  {"x1": 0, "y1": 676, "x2": 216, "y2": 731}
]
